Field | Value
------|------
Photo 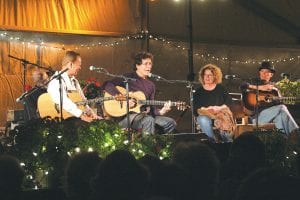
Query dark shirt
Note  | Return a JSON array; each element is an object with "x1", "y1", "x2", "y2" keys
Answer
[
  {"x1": 240, "y1": 79, "x2": 280, "y2": 113},
  {"x1": 23, "y1": 86, "x2": 47, "y2": 120},
  {"x1": 103, "y1": 72, "x2": 158, "y2": 116},
  {"x1": 193, "y1": 84, "x2": 233, "y2": 116}
]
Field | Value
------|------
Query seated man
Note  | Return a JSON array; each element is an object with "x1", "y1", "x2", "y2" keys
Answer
[
  {"x1": 103, "y1": 52, "x2": 176, "y2": 134},
  {"x1": 240, "y1": 61, "x2": 299, "y2": 136},
  {"x1": 47, "y1": 51, "x2": 100, "y2": 122},
  {"x1": 22, "y1": 70, "x2": 49, "y2": 120}
]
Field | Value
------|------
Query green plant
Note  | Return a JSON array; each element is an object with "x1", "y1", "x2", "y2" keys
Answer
[
  {"x1": 253, "y1": 129, "x2": 299, "y2": 175},
  {"x1": 9, "y1": 119, "x2": 173, "y2": 189},
  {"x1": 276, "y1": 78, "x2": 300, "y2": 98}
]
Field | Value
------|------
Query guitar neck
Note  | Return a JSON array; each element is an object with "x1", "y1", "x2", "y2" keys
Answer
[
  {"x1": 76, "y1": 96, "x2": 114, "y2": 106},
  {"x1": 139, "y1": 100, "x2": 178, "y2": 106},
  {"x1": 272, "y1": 96, "x2": 299, "y2": 102}
]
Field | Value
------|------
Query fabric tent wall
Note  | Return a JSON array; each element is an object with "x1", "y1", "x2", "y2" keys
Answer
[{"x1": 0, "y1": 0, "x2": 138, "y2": 35}]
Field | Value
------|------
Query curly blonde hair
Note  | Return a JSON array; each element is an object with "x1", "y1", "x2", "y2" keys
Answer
[{"x1": 198, "y1": 64, "x2": 223, "y2": 85}]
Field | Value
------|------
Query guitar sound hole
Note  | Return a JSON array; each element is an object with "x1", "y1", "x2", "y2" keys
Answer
[
  {"x1": 265, "y1": 95, "x2": 271, "y2": 103},
  {"x1": 129, "y1": 98, "x2": 137, "y2": 109}
]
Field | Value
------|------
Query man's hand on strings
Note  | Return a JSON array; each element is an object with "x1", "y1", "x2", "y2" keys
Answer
[{"x1": 159, "y1": 101, "x2": 172, "y2": 115}]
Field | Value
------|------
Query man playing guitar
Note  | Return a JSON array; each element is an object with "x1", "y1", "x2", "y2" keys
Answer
[
  {"x1": 103, "y1": 52, "x2": 177, "y2": 134},
  {"x1": 240, "y1": 61, "x2": 298, "y2": 136},
  {"x1": 47, "y1": 51, "x2": 101, "y2": 122}
]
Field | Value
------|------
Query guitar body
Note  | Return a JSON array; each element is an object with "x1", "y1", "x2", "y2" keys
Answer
[
  {"x1": 38, "y1": 93, "x2": 85, "y2": 119},
  {"x1": 103, "y1": 86, "x2": 146, "y2": 117},
  {"x1": 243, "y1": 90, "x2": 279, "y2": 111}
]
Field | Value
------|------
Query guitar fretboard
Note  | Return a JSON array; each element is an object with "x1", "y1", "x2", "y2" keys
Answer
[
  {"x1": 138, "y1": 100, "x2": 178, "y2": 106},
  {"x1": 271, "y1": 96, "x2": 299, "y2": 102},
  {"x1": 76, "y1": 96, "x2": 114, "y2": 106}
]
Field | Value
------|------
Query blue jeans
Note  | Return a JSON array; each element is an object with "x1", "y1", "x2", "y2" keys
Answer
[
  {"x1": 252, "y1": 104, "x2": 299, "y2": 136},
  {"x1": 119, "y1": 113, "x2": 176, "y2": 134},
  {"x1": 196, "y1": 115, "x2": 233, "y2": 142},
  {"x1": 196, "y1": 115, "x2": 215, "y2": 140}
]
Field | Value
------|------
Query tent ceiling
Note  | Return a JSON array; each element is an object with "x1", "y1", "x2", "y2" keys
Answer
[{"x1": 148, "y1": 0, "x2": 300, "y2": 47}]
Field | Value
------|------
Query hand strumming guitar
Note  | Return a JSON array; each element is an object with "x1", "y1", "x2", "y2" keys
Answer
[{"x1": 80, "y1": 113, "x2": 94, "y2": 122}]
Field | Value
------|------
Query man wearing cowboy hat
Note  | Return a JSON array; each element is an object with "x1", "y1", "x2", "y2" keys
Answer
[{"x1": 240, "y1": 61, "x2": 299, "y2": 136}]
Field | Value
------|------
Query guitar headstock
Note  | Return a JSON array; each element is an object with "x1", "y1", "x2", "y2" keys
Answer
[{"x1": 175, "y1": 101, "x2": 190, "y2": 111}]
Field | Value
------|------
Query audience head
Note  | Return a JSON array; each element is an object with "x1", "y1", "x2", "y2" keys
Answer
[
  {"x1": 138, "y1": 154, "x2": 164, "y2": 182},
  {"x1": 236, "y1": 168, "x2": 300, "y2": 200},
  {"x1": 228, "y1": 133, "x2": 266, "y2": 176},
  {"x1": 64, "y1": 152, "x2": 102, "y2": 200},
  {"x1": 150, "y1": 162, "x2": 189, "y2": 200},
  {"x1": 173, "y1": 141, "x2": 220, "y2": 200},
  {"x1": 0, "y1": 155, "x2": 25, "y2": 195},
  {"x1": 92, "y1": 150, "x2": 147, "y2": 200}
]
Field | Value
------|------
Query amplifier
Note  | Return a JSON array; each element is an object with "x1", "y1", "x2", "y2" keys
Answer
[{"x1": 6, "y1": 109, "x2": 25, "y2": 122}]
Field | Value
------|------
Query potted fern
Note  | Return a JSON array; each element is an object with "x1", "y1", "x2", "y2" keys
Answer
[{"x1": 276, "y1": 78, "x2": 300, "y2": 123}]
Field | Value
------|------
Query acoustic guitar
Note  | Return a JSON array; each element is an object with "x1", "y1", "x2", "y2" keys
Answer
[
  {"x1": 103, "y1": 86, "x2": 188, "y2": 117},
  {"x1": 38, "y1": 92, "x2": 115, "y2": 119},
  {"x1": 243, "y1": 90, "x2": 299, "y2": 111}
]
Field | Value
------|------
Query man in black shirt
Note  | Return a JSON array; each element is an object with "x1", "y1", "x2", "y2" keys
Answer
[{"x1": 240, "y1": 61, "x2": 298, "y2": 136}]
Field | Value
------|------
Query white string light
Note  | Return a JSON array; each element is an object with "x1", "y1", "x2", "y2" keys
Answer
[
  {"x1": 147, "y1": 34, "x2": 300, "y2": 65},
  {"x1": 0, "y1": 30, "x2": 144, "y2": 51},
  {"x1": 1, "y1": 30, "x2": 299, "y2": 64}
]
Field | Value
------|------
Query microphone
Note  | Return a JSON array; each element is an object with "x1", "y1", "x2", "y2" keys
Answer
[
  {"x1": 89, "y1": 66, "x2": 105, "y2": 71},
  {"x1": 16, "y1": 96, "x2": 23, "y2": 103},
  {"x1": 52, "y1": 67, "x2": 69, "y2": 80},
  {"x1": 148, "y1": 73, "x2": 162, "y2": 80},
  {"x1": 280, "y1": 73, "x2": 290, "y2": 78},
  {"x1": 16, "y1": 92, "x2": 27, "y2": 103},
  {"x1": 224, "y1": 74, "x2": 238, "y2": 80}
]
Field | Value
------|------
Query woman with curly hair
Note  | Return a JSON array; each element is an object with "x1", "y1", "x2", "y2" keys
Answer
[{"x1": 193, "y1": 64, "x2": 233, "y2": 142}]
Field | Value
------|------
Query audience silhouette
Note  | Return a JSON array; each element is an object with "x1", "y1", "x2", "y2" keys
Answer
[
  {"x1": 64, "y1": 152, "x2": 102, "y2": 200},
  {"x1": 0, "y1": 155, "x2": 25, "y2": 200}
]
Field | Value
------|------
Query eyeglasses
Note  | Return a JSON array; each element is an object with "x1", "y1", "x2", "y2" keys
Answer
[{"x1": 203, "y1": 74, "x2": 214, "y2": 77}]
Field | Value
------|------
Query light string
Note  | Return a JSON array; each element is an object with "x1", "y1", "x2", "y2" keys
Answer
[
  {"x1": 147, "y1": 33, "x2": 300, "y2": 65},
  {"x1": 1, "y1": 30, "x2": 300, "y2": 65}
]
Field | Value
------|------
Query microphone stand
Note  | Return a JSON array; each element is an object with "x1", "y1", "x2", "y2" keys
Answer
[
  {"x1": 48, "y1": 68, "x2": 69, "y2": 122},
  {"x1": 150, "y1": 77, "x2": 199, "y2": 133},
  {"x1": 254, "y1": 79, "x2": 260, "y2": 130},
  {"x1": 91, "y1": 68, "x2": 136, "y2": 137},
  {"x1": 225, "y1": 76, "x2": 261, "y2": 130},
  {"x1": 8, "y1": 54, "x2": 55, "y2": 93}
]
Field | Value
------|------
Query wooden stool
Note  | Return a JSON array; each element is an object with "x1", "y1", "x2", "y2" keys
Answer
[{"x1": 234, "y1": 116, "x2": 276, "y2": 138}]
